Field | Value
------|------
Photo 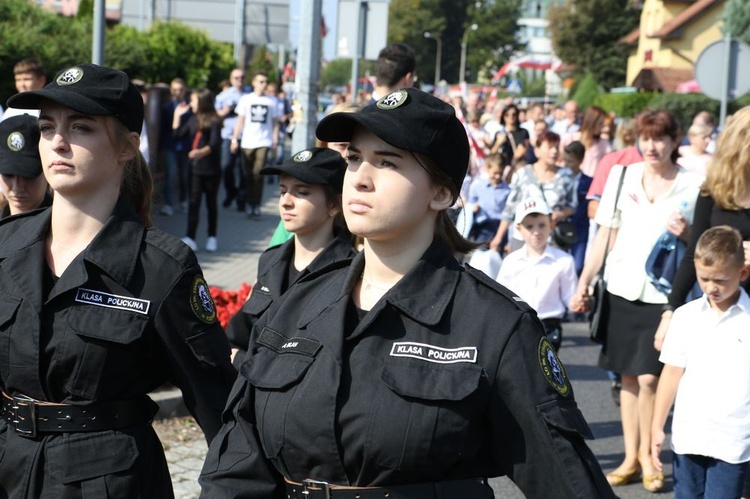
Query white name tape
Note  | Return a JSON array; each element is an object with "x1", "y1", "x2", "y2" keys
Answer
[
  {"x1": 389, "y1": 342, "x2": 478, "y2": 364},
  {"x1": 75, "y1": 288, "x2": 151, "y2": 315}
]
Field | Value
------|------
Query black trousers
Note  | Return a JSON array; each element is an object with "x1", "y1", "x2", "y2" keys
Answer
[{"x1": 187, "y1": 173, "x2": 221, "y2": 239}]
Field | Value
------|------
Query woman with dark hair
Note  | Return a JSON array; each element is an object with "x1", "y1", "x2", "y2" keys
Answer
[
  {"x1": 225, "y1": 147, "x2": 356, "y2": 367},
  {"x1": 490, "y1": 103, "x2": 529, "y2": 170},
  {"x1": 173, "y1": 88, "x2": 223, "y2": 252},
  {"x1": 199, "y1": 88, "x2": 615, "y2": 498},
  {"x1": 562, "y1": 105, "x2": 612, "y2": 177},
  {"x1": 1, "y1": 63, "x2": 235, "y2": 497},
  {"x1": 489, "y1": 130, "x2": 576, "y2": 253},
  {"x1": 571, "y1": 109, "x2": 702, "y2": 492}
]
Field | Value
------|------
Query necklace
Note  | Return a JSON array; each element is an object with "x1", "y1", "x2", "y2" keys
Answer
[{"x1": 361, "y1": 273, "x2": 393, "y2": 292}]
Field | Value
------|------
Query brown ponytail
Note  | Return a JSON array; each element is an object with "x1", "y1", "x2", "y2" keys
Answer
[{"x1": 107, "y1": 117, "x2": 154, "y2": 226}]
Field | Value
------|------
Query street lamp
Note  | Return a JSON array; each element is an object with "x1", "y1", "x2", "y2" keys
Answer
[
  {"x1": 459, "y1": 23, "x2": 479, "y2": 86},
  {"x1": 423, "y1": 31, "x2": 442, "y2": 86}
]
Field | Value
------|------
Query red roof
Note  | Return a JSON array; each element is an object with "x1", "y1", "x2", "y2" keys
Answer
[
  {"x1": 631, "y1": 67, "x2": 694, "y2": 92},
  {"x1": 652, "y1": 0, "x2": 722, "y2": 38}
]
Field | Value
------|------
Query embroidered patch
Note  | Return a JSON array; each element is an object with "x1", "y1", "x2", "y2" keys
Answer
[
  {"x1": 389, "y1": 342, "x2": 477, "y2": 364},
  {"x1": 293, "y1": 150, "x2": 313, "y2": 162},
  {"x1": 7, "y1": 132, "x2": 24, "y2": 152},
  {"x1": 56, "y1": 66, "x2": 84, "y2": 86},
  {"x1": 190, "y1": 275, "x2": 216, "y2": 323},
  {"x1": 75, "y1": 288, "x2": 150, "y2": 315},
  {"x1": 257, "y1": 327, "x2": 321, "y2": 357},
  {"x1": 376, "y1": 90, "x2": 408, "y2": 110},
  {"x1": 538, "y1": 337, "x2": 570, "y2": 396}
]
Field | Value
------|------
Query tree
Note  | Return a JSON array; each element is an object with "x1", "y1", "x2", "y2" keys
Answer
[
  {"x1": 548, "y1": 0, "x2": 639, "y2": 90},
  {"x1": 723, "y1": 0, "x2": 750, "y2": 43},
  {"x1": 387, "y1": 0, "x2": 522, "y2": 85}
]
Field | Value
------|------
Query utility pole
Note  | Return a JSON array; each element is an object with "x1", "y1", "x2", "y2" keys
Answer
[
  {"x1": 92, "y1": 0, "x2": 105, "y2": 65},
  {"x1": 292, "y1": 0, "x2": 323, "y2": 152}
]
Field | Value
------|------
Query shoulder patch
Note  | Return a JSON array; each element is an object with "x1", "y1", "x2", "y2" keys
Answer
[
  {"x1": 538, "y1": 337, "x2": 570, "y2": 397},
  {"x1": 190, "y1": 275, "x2": 217, "y2": 323}
]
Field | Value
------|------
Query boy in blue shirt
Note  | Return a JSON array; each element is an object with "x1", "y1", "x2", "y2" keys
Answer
[{"x1": 467, "y1": 153, "x2": 510, "y2": 246}]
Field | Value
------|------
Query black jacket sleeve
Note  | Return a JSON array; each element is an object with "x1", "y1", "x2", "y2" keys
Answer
[{"x1": 668, "y1": 193, "x2": 712, "y2": 308}]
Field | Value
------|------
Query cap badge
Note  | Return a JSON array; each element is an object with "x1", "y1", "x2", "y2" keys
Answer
[
  {"x1": 293, "y1": 150, "x2": 313, "y2": 162},
  {"x1": 377, "y1": 90, "x2": 408, "y2": 110},
  {"x1": 56, "y1": 66, "x2": 84, "y2": 86},
  {"x1": 7, "y1": 132, "x2": 25, "y2": 152}
]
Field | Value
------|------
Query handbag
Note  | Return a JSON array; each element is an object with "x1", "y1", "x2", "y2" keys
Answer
[
  {"x1": 588, "y1": 166, "x2": 627, "y2": 344},
  {"x1": 536, "y1": 181, "x2": 578, "y2": 249},
  {"x1": 645, "y1": 232, "x2": 686, "y2": 295},
  {"x1": 552, "y1": 219, "x2": 578, "y2": 249}
]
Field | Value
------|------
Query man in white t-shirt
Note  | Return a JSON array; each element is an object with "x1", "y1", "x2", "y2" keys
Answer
[{"x1": 230, "y1": 71, "x2": 280, "y2": 218}]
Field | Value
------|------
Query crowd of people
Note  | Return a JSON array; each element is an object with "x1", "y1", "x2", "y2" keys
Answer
[{"x1": 0, "y1": 48, "x2": 748, "y2": 498}]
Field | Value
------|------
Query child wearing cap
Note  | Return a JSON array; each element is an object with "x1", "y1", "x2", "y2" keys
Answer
[
  {"x1": 224, "y1": 147, "x2": 356, "y2": 367},
  {"x1": 496, "y1": 198, "x2": 578, "y2": 351},
  {"x1": 200, "y1": 88, "x2": 615, "y2": 498},
  {"x1": 0, "y1": 114, "x2": 51, "y2": 218},
  {"x1": 651, "y1": 226, "x2": 750, "y2": 499},
  {"x1": 2, "y1": 63, "x2": 235, "y2": 497}
]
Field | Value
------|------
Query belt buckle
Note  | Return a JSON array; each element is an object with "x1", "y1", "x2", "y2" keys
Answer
[
  {"x1": 11, "y1": 394, "x2": 37, "y2": 438},
  {"x1": 302, "y1": 479, "x2": 331, "y2": 499}
]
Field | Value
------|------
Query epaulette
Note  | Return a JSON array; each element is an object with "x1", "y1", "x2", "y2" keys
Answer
[
  {"x1": 464, "y1": 263, "x2": 536, "y2": 314},
  {"x1": 144, "y1": 227, "x2": 196, "y2": 268}
]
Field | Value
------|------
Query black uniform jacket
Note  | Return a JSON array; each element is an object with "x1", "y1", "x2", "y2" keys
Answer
[
  {"x1": 0, "y1": 200, "x2": 236, "y2": 498},
  {"x1": 226, "y1": 231, "x2": 356, "y2": 366},
  {"x1": 199, "y1": 241, "x2": 615, "y2": 498},
  {"x1": 173, "y1": 115, "x2": 222, "y2": 176}
]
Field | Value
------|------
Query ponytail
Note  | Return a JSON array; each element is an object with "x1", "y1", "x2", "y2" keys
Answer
[{"x1": 107, "y1": 117, "x2": 154, "y2": 226}]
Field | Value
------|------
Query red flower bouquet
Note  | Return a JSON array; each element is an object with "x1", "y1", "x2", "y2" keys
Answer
[{"x1": 209, "y1": 282, "x2": 252, "y2": 329}]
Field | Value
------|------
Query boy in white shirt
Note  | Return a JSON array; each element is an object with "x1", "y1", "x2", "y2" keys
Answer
[
  {"x1": 496, "y1": 198, "x2": 578, "y2": 350},
  {"x1": 652, "y1": 225, "x2": 750, "y2": 499}
]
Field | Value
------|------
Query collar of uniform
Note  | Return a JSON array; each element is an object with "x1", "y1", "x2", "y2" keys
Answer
[
  {"x1": 258, "y1": 237, "x2": 296, "y2": 280},
  {"x1": 383, "y1": 240, "x2": 461, "y2": 326},
  {"x1": 81, "y1": 198, "x2": 145, "y2": 286},
  {"x1": 0, "y1": 206, "x2": 51, "y2": 258}
]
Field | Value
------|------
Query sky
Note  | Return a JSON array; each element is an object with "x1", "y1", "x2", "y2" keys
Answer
[{"x1": 289, "y1": 0, "x2": 339, "y2": 61}]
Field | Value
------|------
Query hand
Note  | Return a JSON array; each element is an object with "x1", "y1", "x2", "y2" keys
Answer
[
  {"x1": 743, "y1": 241, "x2": 750, "y2": 267},
  {"x1": 489, "y1": 235, "x2": 502, "y2": 252},
  {"x1": 653, "y1": 313, "x2": 671, "y2": 351},
  {"x1": 188, "y1": 148, "x2": 206, "y2": 160},
  {"x1": 570, "y1": 288, "x2": 590, "y2": 313},
  {"x1": 651, "y1": 429, "x2": 665, "y2": 473},
  {"x1": 174, "y1": 101, "x2": 191, "y2": 117},
  {"x1": 230, "y1": 141, "x2": 239, "y2": 154},
  {"x1": 666, "y1": 212, "x2": 688, "y2": 238},
  {"x1": 551, "y1": 210, "x2": 565, "y2": 222}
]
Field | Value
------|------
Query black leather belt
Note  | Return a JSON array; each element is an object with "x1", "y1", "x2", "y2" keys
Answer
[
  {"x1": 285, "y1": 478, "x2": 491, "y2": 499},
  {"x1": 1, "y1": 391, "x2": 156, "y2": 438}
]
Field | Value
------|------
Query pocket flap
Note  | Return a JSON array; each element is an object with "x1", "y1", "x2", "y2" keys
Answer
[
  {"x1": 381, "y1": 361, "x2": 482, "y2": 401},
  {"x1": 186, "y1": 327, "x2": 231, "y2": 367},
  {"x1": 46, "y1": 431, "x2": 138, "y2": 484},
  {"x1": 243, "y1": 290, "x2": 273, "y2": 315},
  {"x1": 0, "y1": 295, "x2": 21, "y2": 329},
  {"x1": 537, "y1": 399, "x2": 594, "y2": 440},
  {"x1": 240, "y1": 346, "x2": 314, "y2": 390},
  {"x1": 67, "y1": 308, "x2": 149, "y2": 344}
]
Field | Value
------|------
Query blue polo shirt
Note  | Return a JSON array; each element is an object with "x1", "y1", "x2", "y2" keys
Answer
[{"x1": 468, "y1": 178, "x2": 511, "y2": 221}]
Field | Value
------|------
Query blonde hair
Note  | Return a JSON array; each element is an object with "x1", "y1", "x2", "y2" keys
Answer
[
  {"x1": 695, "y1": 225, "x2": 744, "y2": 269},
  {"x1": 702, "y1": 106, "x2": 750, "y2": 210}
]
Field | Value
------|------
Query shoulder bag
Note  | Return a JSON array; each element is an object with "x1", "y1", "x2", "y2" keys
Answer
[
  {"x1": 537, "y1": 178, "x2": 578, "y2": 250},
  {"x1": 589, "y1": 166, "x2": 627, "y2": 344}
]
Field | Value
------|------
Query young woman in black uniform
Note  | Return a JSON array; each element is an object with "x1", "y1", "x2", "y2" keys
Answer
[
  {"x1": 226, "y1": 147, "x2": 356, "y2": 367},
  {"x1": 0, "y1": 63, "x2": 236, "y2": 498},
  {"x1": 199, "y1": 88, "x2": 615, "y2": 498}
]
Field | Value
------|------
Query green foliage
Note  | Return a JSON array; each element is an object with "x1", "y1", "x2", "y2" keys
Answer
[
  {"x1": 722, "y1": 0, "x2": 750, "y2": 43},
  {"x1": 388, "y1": 0, "x2": 521, "y2": 85},
  {"x1": 570, "y1": 73, "x2": 602, "y2": 110},
  {"x1": 548, "y1": 0, "x2": 639, "y2": 90},
  {"x1": 248, "y1": 46, "x2": 278, "y2": 83},
  {"x1": 518, "y1": 74, "x2": 547, "y2": 98},
  {"x1": 76, "y1": 0, "x2": 94, "y2": 19},
  {"x1": 593, "y1": 92, "x2": 657, "y2": 117},
  {"x1": 646, "y1": 93, "x2": 720, "y2": 130},
  {"x1": 320, "y1": 59, "x2": 376, "y2": 91}
]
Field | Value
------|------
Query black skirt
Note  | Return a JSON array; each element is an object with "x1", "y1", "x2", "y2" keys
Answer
[{"x1": 598, "y1": 291, "x2": 664, "y2": 376}]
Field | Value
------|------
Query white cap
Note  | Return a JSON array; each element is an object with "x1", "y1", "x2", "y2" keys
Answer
[{"x1": 514, "y1": 197, "x2": 551, "y2": 224}]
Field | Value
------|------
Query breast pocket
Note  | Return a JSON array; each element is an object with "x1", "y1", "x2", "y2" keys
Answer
[
  {"x1": 366, "y1": 360, "x2": 484, "y2": 472},
  {"x1": 0, "y1": 296, "x2": 21, "y2": 380},
  {"x1": 240, "y1": 340, "x2": 316, "y2": 473},
  {"x1": 244, "y1": 287, "x2": 273, "y2": 317},
  {"x1": 66, "y1": 308, "x2": 149, "y2": 399}
]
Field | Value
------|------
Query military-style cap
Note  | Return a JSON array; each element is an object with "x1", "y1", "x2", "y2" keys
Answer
[
  {"x1": 0, "y1": 114, "x2": 42, "y2": 178},
  {"x1": 260, "y1": 147, "x2": 347, "y2": 192},
  {"x1": 7, "y1": 63, "x2": 143, "y2": 133},
  {"x1": 515, "y1": 197, "x2": 551, "y2": 224},
  {"x1": 315, "y1": 87, "x2": 469, "y2": 195}
]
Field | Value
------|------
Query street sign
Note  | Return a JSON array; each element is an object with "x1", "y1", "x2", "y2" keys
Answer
[{"x1": 694, "y1": 38, "x2": 750, "y2": 101}]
